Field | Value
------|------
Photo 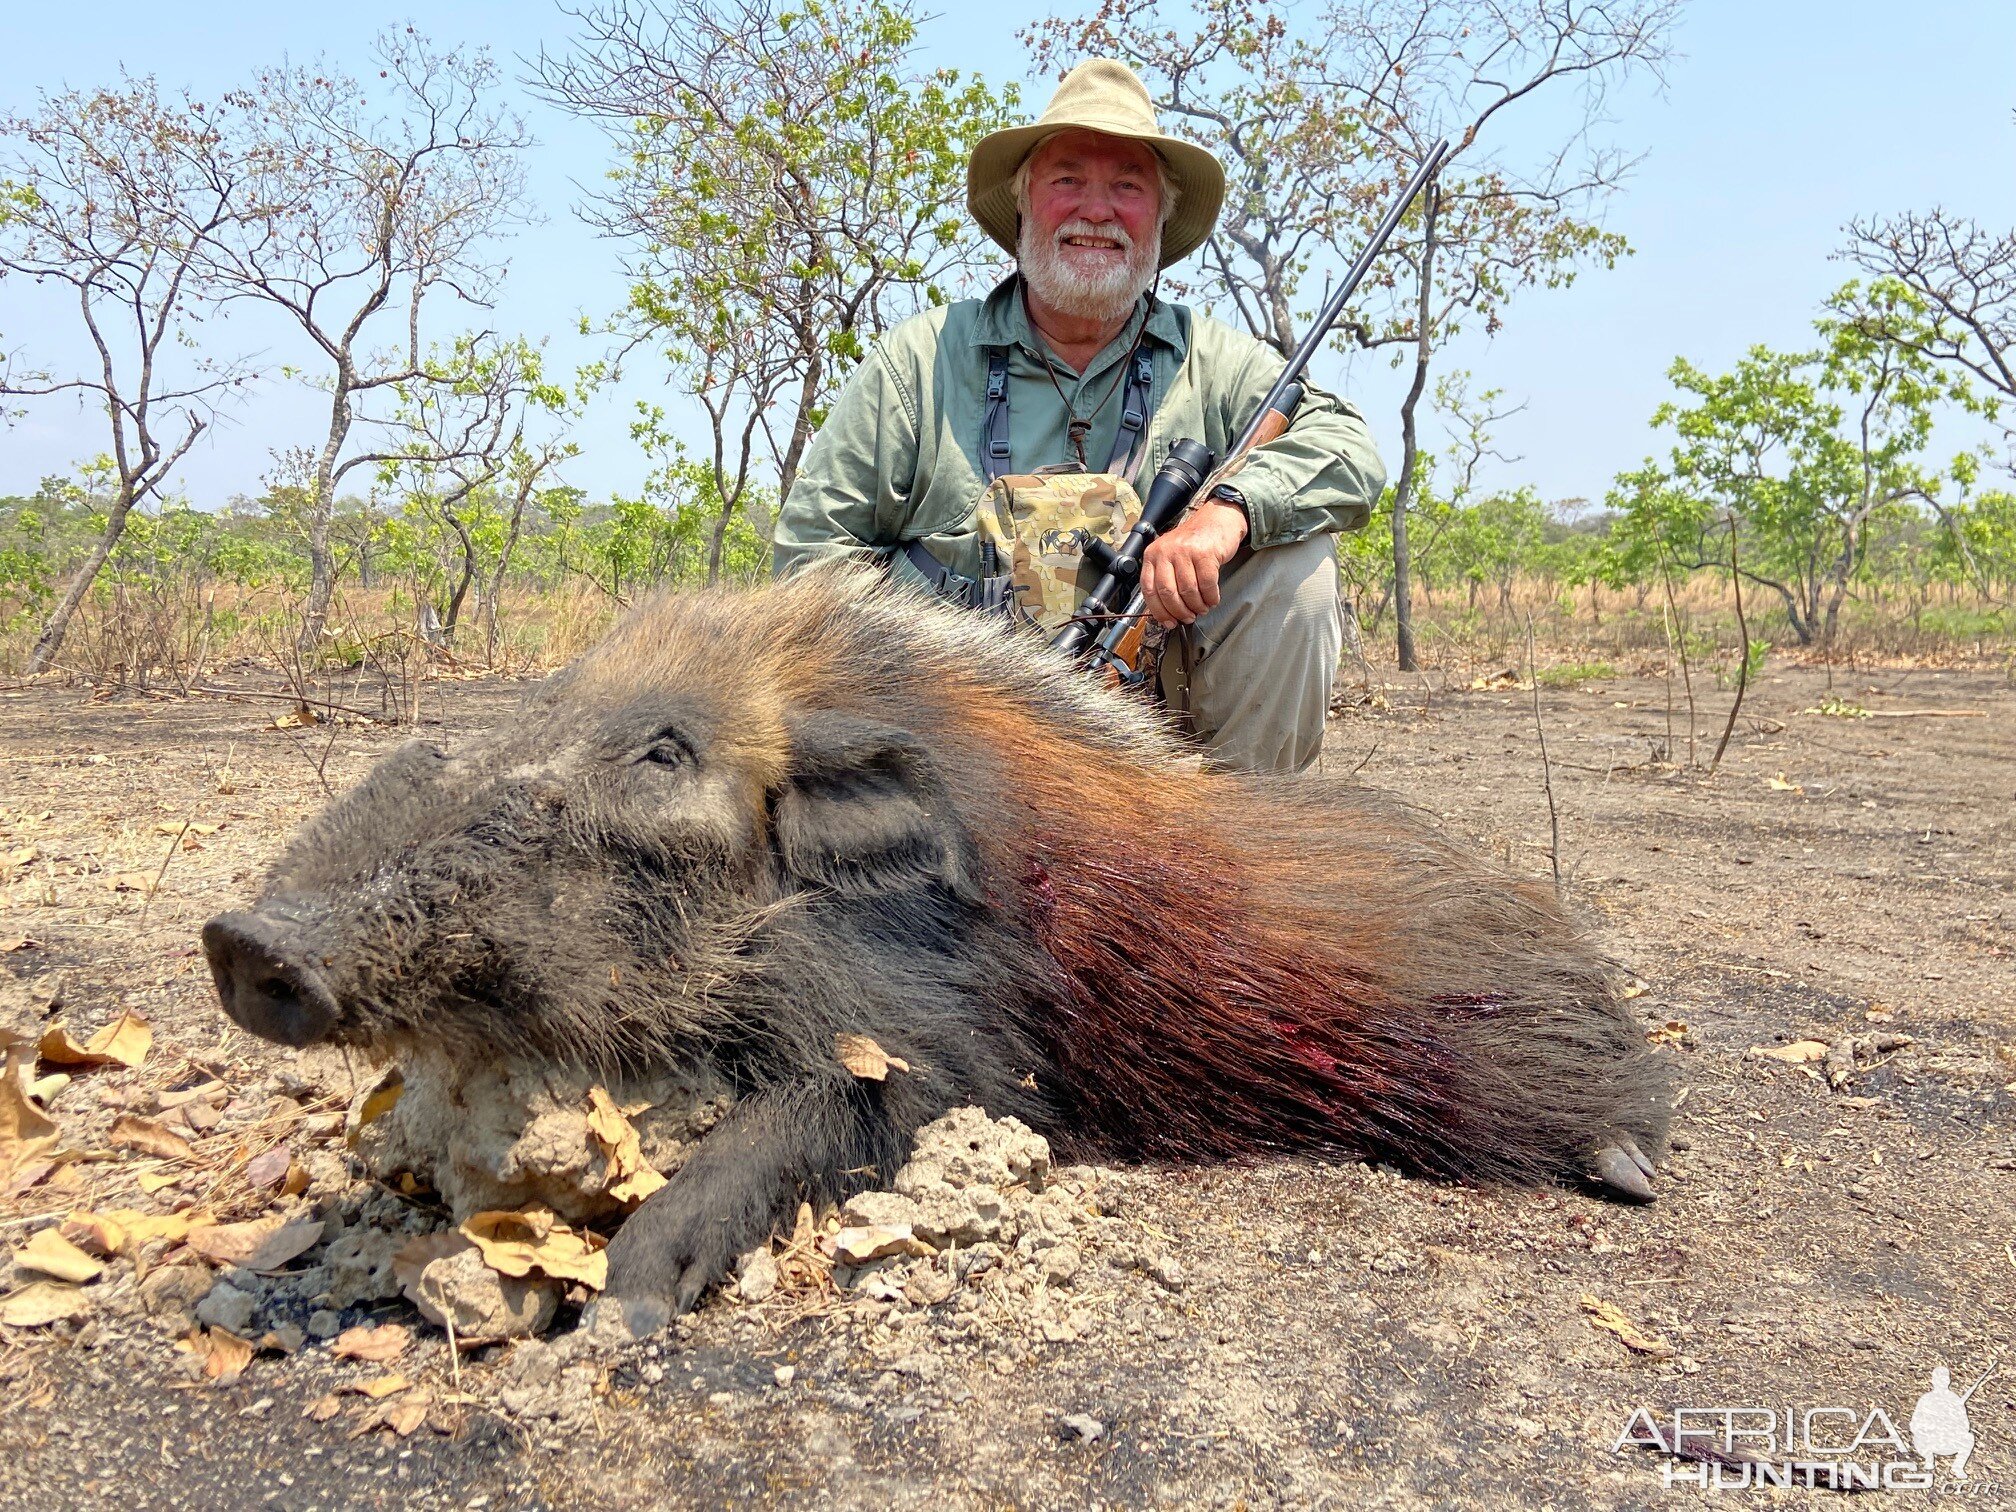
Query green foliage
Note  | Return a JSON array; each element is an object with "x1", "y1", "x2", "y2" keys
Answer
[
  {"x1": 1937, "y1": 490, "x2": 2016, "y2": 596},
  {"x1": 1715, "y1": 640, "x2": 1769, "y2": 691},
  {"x1": 1441, "y1": 486, "x2": 1549, "y2": 609},
  {"x1": 1607, "y1": 280, "x2": 1988, "y2": 644},
  {"x1": 1534, "y1": 660, "x2": 1616, "y2": 687},
  {"x1": 555, "y1": 0, "x2": 1017, "y2": 527}
]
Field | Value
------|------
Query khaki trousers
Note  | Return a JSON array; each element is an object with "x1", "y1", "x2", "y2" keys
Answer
[{"x1": 1157, "y1": 532, "x2": 1342, "y2": 776}]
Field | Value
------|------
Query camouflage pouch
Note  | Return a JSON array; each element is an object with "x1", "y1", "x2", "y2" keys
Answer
[{"x1": 974, "y1": 465, "x2": 1142, "y2": 634}]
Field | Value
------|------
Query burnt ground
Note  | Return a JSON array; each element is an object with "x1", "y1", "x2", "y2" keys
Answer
[{"x1": 0, "y1": 654, "x2": 2011, "y2": 1510}]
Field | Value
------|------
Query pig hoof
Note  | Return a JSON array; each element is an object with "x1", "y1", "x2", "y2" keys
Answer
[
  {"x1": 580, "y1": 1293, "x2": 672, "y2": 1345},
  {"x1": 1589, "y1": 1138, "x2": 1656, "y2": 1203},
  {"x1": 602, "y1": 1197, "x2": 740, "y2": 1318}
]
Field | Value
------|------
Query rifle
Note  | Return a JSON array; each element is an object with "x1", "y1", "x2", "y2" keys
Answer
[{"x1": 1052, "y1": 139, "x2": 1453, "y2": 679}]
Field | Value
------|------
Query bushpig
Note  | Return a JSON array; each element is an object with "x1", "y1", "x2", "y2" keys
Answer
[{"x1": 203, "y1": 570, "x2": 1668, "y2": 1335}]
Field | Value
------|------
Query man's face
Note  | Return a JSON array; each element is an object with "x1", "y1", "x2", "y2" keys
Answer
[{"x1": 1016, "y1": 128, "x2": 1163, "y2": 323}]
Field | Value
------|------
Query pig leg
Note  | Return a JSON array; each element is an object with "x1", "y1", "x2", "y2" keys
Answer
[{"x1": 591, "y1": 1078, "x2": 918, "y2": 1338}]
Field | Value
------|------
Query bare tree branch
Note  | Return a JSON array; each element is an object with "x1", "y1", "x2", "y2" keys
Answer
[
  {"x1": 0, "y1": 78, "x2": 260, "y2": 671},
  {"x1": 199, "y1": 29, "x2": 532, "y2": 653}
]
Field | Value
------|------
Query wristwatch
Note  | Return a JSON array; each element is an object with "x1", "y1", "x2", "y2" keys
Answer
[{"x1": 1206, "y1": 484, "x2": 1249, "y2": 525}]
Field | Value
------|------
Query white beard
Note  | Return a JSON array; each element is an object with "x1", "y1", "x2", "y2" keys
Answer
[{"x1": 1017, "y1": 216, "x2": 1159, "y2": 324}]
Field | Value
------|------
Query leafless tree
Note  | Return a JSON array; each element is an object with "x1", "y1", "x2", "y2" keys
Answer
[
  {"x1": 202, "y1": 29, "x2": 531, "y2": 653},
  {"x1": 0, "y1": 80, "x2": 257, "y2": 673},
  {"x1": 484, "y1": 440, "x2": 578, "y2": 662}
]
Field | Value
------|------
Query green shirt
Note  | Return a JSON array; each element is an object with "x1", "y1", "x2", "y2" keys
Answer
[{"x1": 773, "y1": 276, "x2": 1387, "y2": 585}]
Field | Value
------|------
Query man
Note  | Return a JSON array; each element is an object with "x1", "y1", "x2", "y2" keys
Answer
[{"x1": 774, "y1": 59, "x2": 1386, "y2": 774}]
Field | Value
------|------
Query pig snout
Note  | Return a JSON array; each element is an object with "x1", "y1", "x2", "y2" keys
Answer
[{"x1": 201, "y1": 912, "x2": 341, "y2": 1048}]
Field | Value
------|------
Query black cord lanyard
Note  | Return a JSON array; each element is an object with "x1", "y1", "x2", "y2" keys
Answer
[{"x1": 982, "y1": 285, "x2": 1158, "y2": 484}]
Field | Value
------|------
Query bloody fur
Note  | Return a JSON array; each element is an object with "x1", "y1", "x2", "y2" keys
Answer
[{"x1": 204, "y1": 570, "x2": 1669, "y2": 1315}]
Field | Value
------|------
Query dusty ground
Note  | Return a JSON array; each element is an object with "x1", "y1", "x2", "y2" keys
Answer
[{"x1": 0, "y1": 651, "x2": 2011, "y2": 1510}]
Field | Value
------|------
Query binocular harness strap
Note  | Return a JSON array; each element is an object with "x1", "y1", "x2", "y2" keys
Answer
[{"x1": 896, "y1": 342, "x2": 1159, "y2": 613}]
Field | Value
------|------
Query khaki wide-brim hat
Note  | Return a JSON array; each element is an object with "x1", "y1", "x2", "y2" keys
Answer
[{"x1": 968, "y1": 59, "x2": 1225, "y2": 270}]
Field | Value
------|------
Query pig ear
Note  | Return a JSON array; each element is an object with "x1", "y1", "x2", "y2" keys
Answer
[{"x1": 772, "y1": 712, "x2": 981, "y2": 905}]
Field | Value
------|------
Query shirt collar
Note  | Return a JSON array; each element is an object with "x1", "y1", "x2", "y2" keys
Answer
[{"x1": 970, "y1": 273, "x2": 1187, "y2": 362}]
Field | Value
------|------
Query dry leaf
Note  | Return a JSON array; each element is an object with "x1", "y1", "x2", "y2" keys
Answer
[
  {"x1": 303, "y1": 1392, "x2": 344, "y2": 1423},
  {"x1": 136, "y1": 1169, "x2": 183, "y2": 1195},
  {"x1": 15, "y1": 1226, "x2": 104, "y2": 1284},
  {"x1": 58, "y1": 1210, "x2": 128, "y2": 1257},
  {"x1": 0, "y1": 936, "x2": 39, "y2": 952},
  {"x1": 39, "y1": 1011, "x2": 151, "y2": 1069},
  {"x1": 177, "y1": 1100, "x2": 221, "y2": 1134},
  {"x1": 392, "y1": 1231, "x2": 477, "y2": 1305},
  {"x1": 36, "y1": 1026, "x2": 95, "y2": 1065},
  {"x1": 200, "y1": 1327, "x2": 255, "y2": 1384},
  {"x1": 1648, "y1": 1020, "x2": 1689, "y2": 1046},
  {"x1": 1754, "y1": 1040, "x2": 1830, "y2": 1064},
  {"x1": 348, "y1": 1372, "x2": 410, "y2": 1399},
  {"x1": 0, "y1": 1281, "x2": 91, "y2": 1327},
  {"x1": 460, "y1": 1206, "x2": 608, "y2": 1290},
  {"x1": 3, "y1": 844, "x2": 40, "y2": 868},
  {"x1": 6, "y1": 1158, "x2": 57, "y2": 1198},
  {"x1": 98, "y1": 1207, "x2": 208, "y2": 1247},
  {"x1": 1, "y1": 1044, "x2": 59, "y2": 1181},
  {"x1": 384, "y1": 1391, "x2": 432, "y2": 1437},
  {"x1": 280, "y1": 1160, "x2": 311, "y2": 1198},
  {"x1": 1580, "y1": 1294, "x2": 1675, "y2": 1358},
  {"x1": 332, "y1": 1322, "x2": 412, "y2": 1363},
  {"x1": 109, "y1": 1115, "x2": 195, "y2": 1163},
  {"x1": 835, "y1": 1032, "x2": 910, "y2": 1082},
  {"x1": 586, "y1": 1087, "x2": 667, "y2": 1205},
  {"x1": 155, "y1": 821, "x2": 220, "y2": 836},
  {"x1": 346, "y1": 1069, "x2": 404, "y2": 1146},
  {"x1": 1619, "y1": 978, "x2": 1651, "y2": 1000},
  {"x1": 184, "y1": 1215, "x2": 291, "y2": 1267},
  {"x1": 239, "y1": 1215, "x2": 325, "y2": 1272},
  {"x1": 27, "y1": 1073, "x2": 69, "y2": 1101},
  {"x1": 85, "y1": 1010, "x2": 151, "y2": 1067},
  {"x1": 271, "y1": 707, "x2": 321, "y2": 730},
  {"x1": 106, "y1": 872, "x2": 157, "y2": 894},
  {"x1": 1765, "y1": 773, "x2": 1802, "y2": 792},
  {"x1": 244, "y1": 1147, "x2": 292, "y2": 1191}
]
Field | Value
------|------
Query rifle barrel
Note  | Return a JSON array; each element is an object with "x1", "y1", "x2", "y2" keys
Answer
[
  {"x1": 1227, "y1": 139, "x2": 1452, "y2": 461},
  {"x1": 1068, "y1": 138, "x2": 1452, "y2": 671}
]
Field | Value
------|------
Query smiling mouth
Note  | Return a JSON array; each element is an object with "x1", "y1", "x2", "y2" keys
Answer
[{"x1": 1060, "y1": 235, "x2": 1125, "y2": 252}]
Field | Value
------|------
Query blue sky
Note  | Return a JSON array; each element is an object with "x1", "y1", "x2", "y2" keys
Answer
[{"x1": 4, "y1": 0, "x2": 2013, "y2": 508}]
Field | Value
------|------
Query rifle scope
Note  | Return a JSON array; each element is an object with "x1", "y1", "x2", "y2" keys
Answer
[{"x1": 1054, "y1": 137, "x2": 1453, "y2": 679}]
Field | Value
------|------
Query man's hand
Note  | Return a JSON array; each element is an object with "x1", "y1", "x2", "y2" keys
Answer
[{"x1": 1141, "y1": 498, "x2": 1247, "y2": 627}]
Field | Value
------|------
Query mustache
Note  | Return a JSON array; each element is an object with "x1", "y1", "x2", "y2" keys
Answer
[{"x1": 1053, "y1": 219, "x2": 1135, "y2": 251}]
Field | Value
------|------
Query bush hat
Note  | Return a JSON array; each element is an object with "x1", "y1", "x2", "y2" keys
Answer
[{"x1": 967, "y1": 59, "x2": 1226, "y2": 269}]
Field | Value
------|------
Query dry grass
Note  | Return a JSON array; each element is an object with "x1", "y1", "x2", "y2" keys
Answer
[{"x1": 4, "y1": 570, "x2": 2009, "y2": 708}]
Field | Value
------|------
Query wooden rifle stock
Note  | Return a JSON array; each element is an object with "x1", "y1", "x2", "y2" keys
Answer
[{"x1": 1243, "y1": 385, "x2": 1304, "y2": 452}]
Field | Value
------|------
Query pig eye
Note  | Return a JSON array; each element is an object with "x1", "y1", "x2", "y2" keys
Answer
[{"x1": 640, "y1": 730, "x2": 695, "y2": 769}]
